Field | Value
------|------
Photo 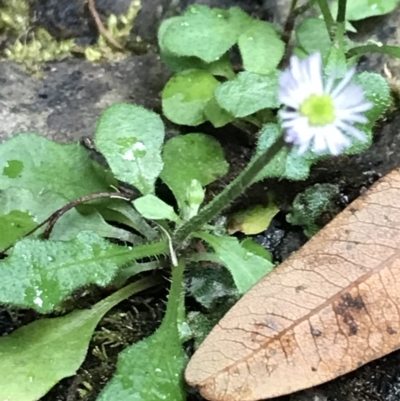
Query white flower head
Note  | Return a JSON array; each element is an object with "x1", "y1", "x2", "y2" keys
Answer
[{"x1": 278, "y1": 52, "x2": 373, "y2": 155}]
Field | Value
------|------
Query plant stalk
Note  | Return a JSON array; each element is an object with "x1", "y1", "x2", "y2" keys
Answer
[
  {"x1": 173, "y1": 136, "x2": 285, "y2": 245},
  {"x1": 335, "y1": 0, "x2": 347, "y2": 54},
  {"x1": 317, "y1": 0, "x2": 335, "y2": 37}
]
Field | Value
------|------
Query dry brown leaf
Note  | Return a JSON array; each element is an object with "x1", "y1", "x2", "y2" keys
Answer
[{"x1": 185, "y1": 167, "x2": 400, "y2": 401}]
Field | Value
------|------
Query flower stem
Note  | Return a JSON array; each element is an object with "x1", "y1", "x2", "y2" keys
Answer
[
  {"x1": 173, "y1": 136, "x2": 285, "y2": 245},
  {"x1": 336, "y1": 0, "x2": 347, "y2": 23},
  {"x1": 335, "y1": 0, "x2": 347, "y2": 53},
  {"x1": 289, "y1": 0, "x2": 298, "y2": 12},
  {"x1": 317, "y1": 0, "x2": 335, "y2": 37}
]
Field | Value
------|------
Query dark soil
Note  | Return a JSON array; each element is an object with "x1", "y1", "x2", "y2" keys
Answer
[{"x1": 1, "y1": 1, "x2": 400, "y2": 401}]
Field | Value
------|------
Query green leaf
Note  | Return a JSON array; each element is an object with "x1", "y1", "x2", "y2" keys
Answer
[
  {"x1": 238, "y1": 20, "x2": 284, "y2": 74},
  {"x1": 0, "y1": 231, "x2": 168, "y2": 312},
  {"x1": 160, "y1": 133, "x2": 229, "y2": 210},
  {"x1": 97, "y1": 260, "x2": 187, "y2": 401},
  {"x1": 161, "y1": 5, "x2": 251, "y2": 63},
  {"x1": 162, "y1": 69, "x2": 219, "y2": 126},
  {"x1": 255, "y1": 124, "x2": 317, "y2": 181},
  {"x1": 256, "y1": 115, "x2": 375, "y2": 181},
  {"x1": 205, "y1": 54, "x2": 236, "y2": 79},
  {"x1": 196, "y1": 232, "x2": 275, "y2": 294},
  {"x1": 133, "y1": 194, "x2": 179, "y2": 222},
  {"x1": 159, "y1": 18, "x2": 235, "y2": 78},
  {"x1": 330, "y1": 0, "x2": 400, "y2": 20},
  {"x1": 0, "y1": 188, "x2": 135, "y2": 250},
  {"x1": 0, "y1": 277, "x2": 158, "y2": 401},
  {"x1": 105, "y1": 201, "x2": 159, "y2": 241},
  {"x1": 287, "y1": 184, "x2": 340, "y2": 237},
  {"x1": 295, "y1": 18, "x2": 331, "y2": 57},
  {"x1": 356, "y1": 72, "x2": 391, "y2": 123},
  {"x1": 95, "y1": 103, "x2": 164, "y2": 195},
  {"x1": 227, "y1": 202, "x2": 279, "y2": 235},
  {"x1": 240, "y1": 238, "x2": 273, "y2": 262},
  {"x1": 0, "y1": 188, "x2": 37, "y2": 249},
  {"x1": 186, "y1": 263, "x2": 239, "y2": 309},
  {"x1": 215, "y1": 71, "x2": 280, "y2": 118},
  {"x1": 0, "y1": 133, "x2": 109, "y2": 199},
  {"x1": 204, "y1": 97, "x2": 235, "y2": 128},
  {"x1": 347, "y1": 44, "x2": 400, "y2": 59},
  {"x1": 342, "y1": 72, "x2": 390, "y2": 155}
]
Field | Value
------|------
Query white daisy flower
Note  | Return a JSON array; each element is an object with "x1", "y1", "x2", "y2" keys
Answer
[{"x1": 278, "y1": 52, "x2": 373, "y2": 155}]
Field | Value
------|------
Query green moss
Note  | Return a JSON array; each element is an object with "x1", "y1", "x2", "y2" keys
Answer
[
  {"x1": 1, "y1": 0, "x2": 143, "y2": 73},
  {"x1": 5, "y1": 29, "x2": 75, "y2": 72},
  {"x1": 0, "y1": 0, "x2": 29, "y2": 35},
  {"x1": 84, "y1": 0, "x2": 143, "y2": 62}
]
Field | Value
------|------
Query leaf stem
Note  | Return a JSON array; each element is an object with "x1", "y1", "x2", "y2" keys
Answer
[{"x1": 173, "y1": 136, "x2": 285, "y2": 245}]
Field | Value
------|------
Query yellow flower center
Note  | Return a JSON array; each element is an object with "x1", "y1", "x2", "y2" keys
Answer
[{"x1": 300, "y1": 94, "x2": 335, "y2": 126}]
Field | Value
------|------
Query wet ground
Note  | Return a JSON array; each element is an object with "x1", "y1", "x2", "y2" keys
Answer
[{"x1": 1, "y1": 0, "x2": 400, "y2": 400}]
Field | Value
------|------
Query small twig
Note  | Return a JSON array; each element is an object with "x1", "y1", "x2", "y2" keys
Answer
[
  {"x1": 87, "y1": 0, "x2": 124, "y2": 50},
  {"x1": 0, "y1": 192, "x2": 133, "y2": 257},
  {"x1": 43, "y1": 192, "x2": 132, "y2": 239},
  {"x1": 279, "y1": 0, "x2": 318, "y2": 68}
]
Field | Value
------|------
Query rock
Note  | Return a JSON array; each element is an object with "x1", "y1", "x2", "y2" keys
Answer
[{"x1": 0, "y1": 54, "x2": 170, "y2": 143}]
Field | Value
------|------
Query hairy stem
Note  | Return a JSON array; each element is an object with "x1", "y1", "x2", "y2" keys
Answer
[
  {"x1": 317, "y1": 0, "x2": 335, "y2": 37},
  {"x1": 173, "y1": 136, "x2": 285, "y2": 245}
]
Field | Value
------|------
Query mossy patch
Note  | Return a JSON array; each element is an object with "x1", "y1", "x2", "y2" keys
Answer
[{"x1": 1, "y1": 0, "x2": 143, "y2": 74}]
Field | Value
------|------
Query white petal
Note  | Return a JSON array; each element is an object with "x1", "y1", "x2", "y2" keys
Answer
[
  {"x1": 312, "y1": 130, "x2": 328, "y2": 153},
  {"x1": 279, "y1": 110, "x2": 301, "y2": 120},
  {"x1": 307, "y1": 53, "x2": 323, "y2": 95},
  {"x1": 335, "y1": 112, "x2": 368, "y2": 124},
  {"x1": 325, "y1": 128, "x2": 350, "y2": 155},
  {"x1": 336, "y1": 121, "x2": 366, "y2": 140},
  {"x1": 330, "y1": 67, "x2": 356, "y2": 98},
  {"x1": 324, "y1": 74, "x2": 336, "y2": 94},
  {"x1": 340, "y1": 102, "x2": 373, "y2": 114}
]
